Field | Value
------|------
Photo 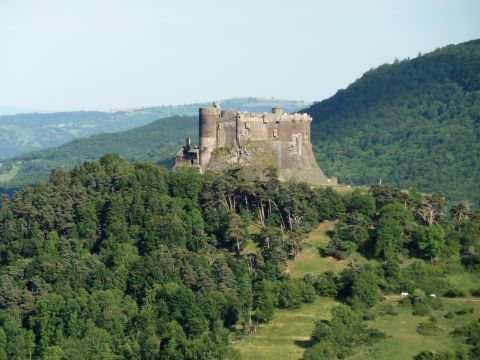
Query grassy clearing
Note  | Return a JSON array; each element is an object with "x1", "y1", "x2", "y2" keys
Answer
[
  {"x1": 286, "y1": 221, "x2": 344, "y2": 277},
  {"x1": 233, "y1": 297, "x2": 337, "y2": 360},
  {"x1": 0, "y1": 162, "x2": 20, "y2": 182},
  {"x1": 350, "y1": 299, "x2": 480, "y2": 359},
  {"x1": 235, "y1": 222, "x2": 340, "y2": 359},
  {"x1": 287, "y1": 221, "x2": 372, "y2": 278}
]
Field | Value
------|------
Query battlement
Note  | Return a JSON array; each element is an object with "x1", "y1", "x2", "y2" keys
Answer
[{"x1": 217, "y1": 109, "x2": 312, "y2": 124}]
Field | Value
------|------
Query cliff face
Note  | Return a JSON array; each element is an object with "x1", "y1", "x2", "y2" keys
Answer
[{"x1": 207, "y1": 140, "x2": 328, "y2": 185}]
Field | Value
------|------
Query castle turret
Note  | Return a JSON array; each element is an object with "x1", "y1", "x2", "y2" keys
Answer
[{"x1": 199, "y1": 102, "x2": 220, "y2": 168}]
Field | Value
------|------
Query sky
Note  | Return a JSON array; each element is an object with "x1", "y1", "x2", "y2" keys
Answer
[{"x1": 0, "y1": 0, "x2": 479, "y2": 112}]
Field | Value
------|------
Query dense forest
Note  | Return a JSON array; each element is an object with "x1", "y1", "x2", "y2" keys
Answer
[
  {"x1": 308, "y1": 38, "x2": 480, "y2": 207},
  {"x1": 0, "y1": 155, "x2": 479, "y2": 359}
]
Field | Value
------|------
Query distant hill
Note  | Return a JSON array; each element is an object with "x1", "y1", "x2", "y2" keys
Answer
[
  {"x1": 0, "y1": 97, "x2": 310, "y2": 158},
  {"x1": 307, "y1": 39, "x2": 480, "y2": 207},
  {"x1": 0, "y1": 116, "x2": 197, "y2": 191}
]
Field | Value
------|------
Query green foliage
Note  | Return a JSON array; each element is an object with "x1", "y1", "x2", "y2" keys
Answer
[
  {"x1": 417, "y1": 319, "x2": 443, "y2": 336},
  {"x1": 0, "y1": 155, "x2": 337, "y2": 357},
  {"x1": 325, "y1": 213, "x2": 371, "y2": 259},
  {"x1": 314, "y1": 272, "x2": 338, "y2": 298},
  {"x1": 413, "y1": 224, "x2": 446, "y2": 260},
  {"x1": 307, "y1": 39, "x2": 480, "y2": 207},
  {"x1": 450, "y1": 318, "x2": 480, "y2": 358},
  {"x1": 377, "y1": 303, "x2": 397, "y2": 316},
  {"x1": 374, "y1": 213, "x2": 404, "y2": 260},
  {"x1": 0, "y1": 153, "x2": 477, "y2": 358},
  {"x1": 305, "y1": 304, "x2": 386, "y2": 359}
]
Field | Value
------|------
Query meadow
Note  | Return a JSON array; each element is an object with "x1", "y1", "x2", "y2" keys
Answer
[
  {"x1": 351, "y1": 299, "x2": 480, "y2": 359},
  {"x1": 233, "y1": 297, "x2": 337, "y2": 360}
]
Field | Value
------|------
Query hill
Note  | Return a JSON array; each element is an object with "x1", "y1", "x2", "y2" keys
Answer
[
  {"x1": 307, "y1": 39, "x2": 480, "y2": 207},
  {"x1": 1, "y1": 157, "x2": 479, "y2": 359},
  {"x1": 0, "y1": 97, "x2": 310, "y2": 158},
  {"x1": 0, "y1": 115, "x2": 197, "y2": 191}
]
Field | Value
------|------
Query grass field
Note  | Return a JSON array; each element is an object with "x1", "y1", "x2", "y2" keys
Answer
[
  {"x1": 233, "y1": 297, "x2": 337, "y2": 360},
  {"x1": 350, "y1": 299, "x2": 480, "y2": 359},
  {"x1": 0, "y1": 162, "x2": 20, "y2": 182}
]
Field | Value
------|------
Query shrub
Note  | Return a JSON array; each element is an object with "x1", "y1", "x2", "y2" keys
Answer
[
  {"x1": 358, "y1": 327, "x2": 387, "y2": 346},
  {"x1": 417, "y1": 321, "x2": 442, "y2": 336},
  {"x1": 397, "y1": 297, "x2": 412, "y2": 308},
  {"x1": 455, "y1": 307, "x2": 474, "y2": 316},
  {"x1": 444, "y1": 312, "x2": 455, "y2": 319},
  {"x1": 300, "y1": 281, "x2": 317, "y2": 304},
  {"x1": 314, "y1": 272, "x2": 338, "y2": 298},
  {"x1": 310, "y1": 321, "x2": 334, "y2": 344},
  {"x1": 412, "y1": 302, "x2": 431, "y2": 316},
  {"x1": 470, "y1": 288, "x2": 480, "y2": 296},
  {"x1": 443, "y1": 288, "x2": 468, "y2": 297},
  {"x1": 362, "y1": 311, "x2": 376, "y2": 321},
  {"x1": 377, "y1": 303, "x2": 397, "y2": 316},
  {"x1": 413, "y1": 350, "x2": 458, "y2": 359},
  {"x1": 430, "y1": 298, "x2": 444, "y2": 310},
  {"x1": 302, "y1": 341, "x2": 337, "y2": 360}
]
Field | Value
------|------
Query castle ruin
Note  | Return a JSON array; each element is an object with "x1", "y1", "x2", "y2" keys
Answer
[{"x1": 174, "y1": 102, "x2": 330, "y2": 185}]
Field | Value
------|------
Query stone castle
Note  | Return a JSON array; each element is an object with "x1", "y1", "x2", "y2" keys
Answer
[{"x1": 174, "y1": 102, "x2": 332, "y2": 185}]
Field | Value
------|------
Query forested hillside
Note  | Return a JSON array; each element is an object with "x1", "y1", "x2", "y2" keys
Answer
[
  {"x1": 0, "y1": 98, "x2": 309, "y2": 158},
  {"x1": 0, "y1": 116, "x2": 197, "y2": 193},
  {"x1": 308, "y1": 39, "x2": 480, "y2": 207},
  {"x1": 1, "y1": 156, "x2": 479, "y2": 359}
]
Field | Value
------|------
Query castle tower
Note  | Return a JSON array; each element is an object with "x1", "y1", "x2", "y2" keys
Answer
[{"x1": 199, "y1": 102, "x2": 220, "y2": 168}]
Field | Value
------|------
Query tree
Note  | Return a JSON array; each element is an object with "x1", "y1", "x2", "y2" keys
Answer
[
  {"x1": 225, "y1": 212, "x2": 247, "y2": 255},
  {"x1": 413, "y1": 224, "x2": 445, "y2": 260},
  {"x1": 314, "y1": 272, "x2": 338, "y2": 297},
  {"x1": 346, "y1": 189, "x2": 376, "y2": 217},
  {"x1": 374, "y1": 217, "x2": 403, "y2": 259},
  {"x1": 349, "y1": 269, "x2": 381, "y2": 309},
  {"x1": 450, "y1": 201, "x2": 470, "y2": 225}
]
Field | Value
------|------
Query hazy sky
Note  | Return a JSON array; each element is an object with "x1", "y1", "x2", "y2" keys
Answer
[{"x1": 1, "y1": 0, "x2": 479, "y2": 112}]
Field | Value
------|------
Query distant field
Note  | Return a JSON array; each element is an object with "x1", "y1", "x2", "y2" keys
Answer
[
  {"x1": 233, "y1": 297, "x2": 337, "y2": 360},
  {"x1": 0, "y1": 162, "x2": 20, "y2": 182},
  {"x1": 350, "y1": 299, "x2": 480, "y2": 359}
]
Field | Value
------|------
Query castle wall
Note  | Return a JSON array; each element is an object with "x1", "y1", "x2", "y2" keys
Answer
[{"x1": 195, "y1": 103, "x2": 328, "y2": 185}]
